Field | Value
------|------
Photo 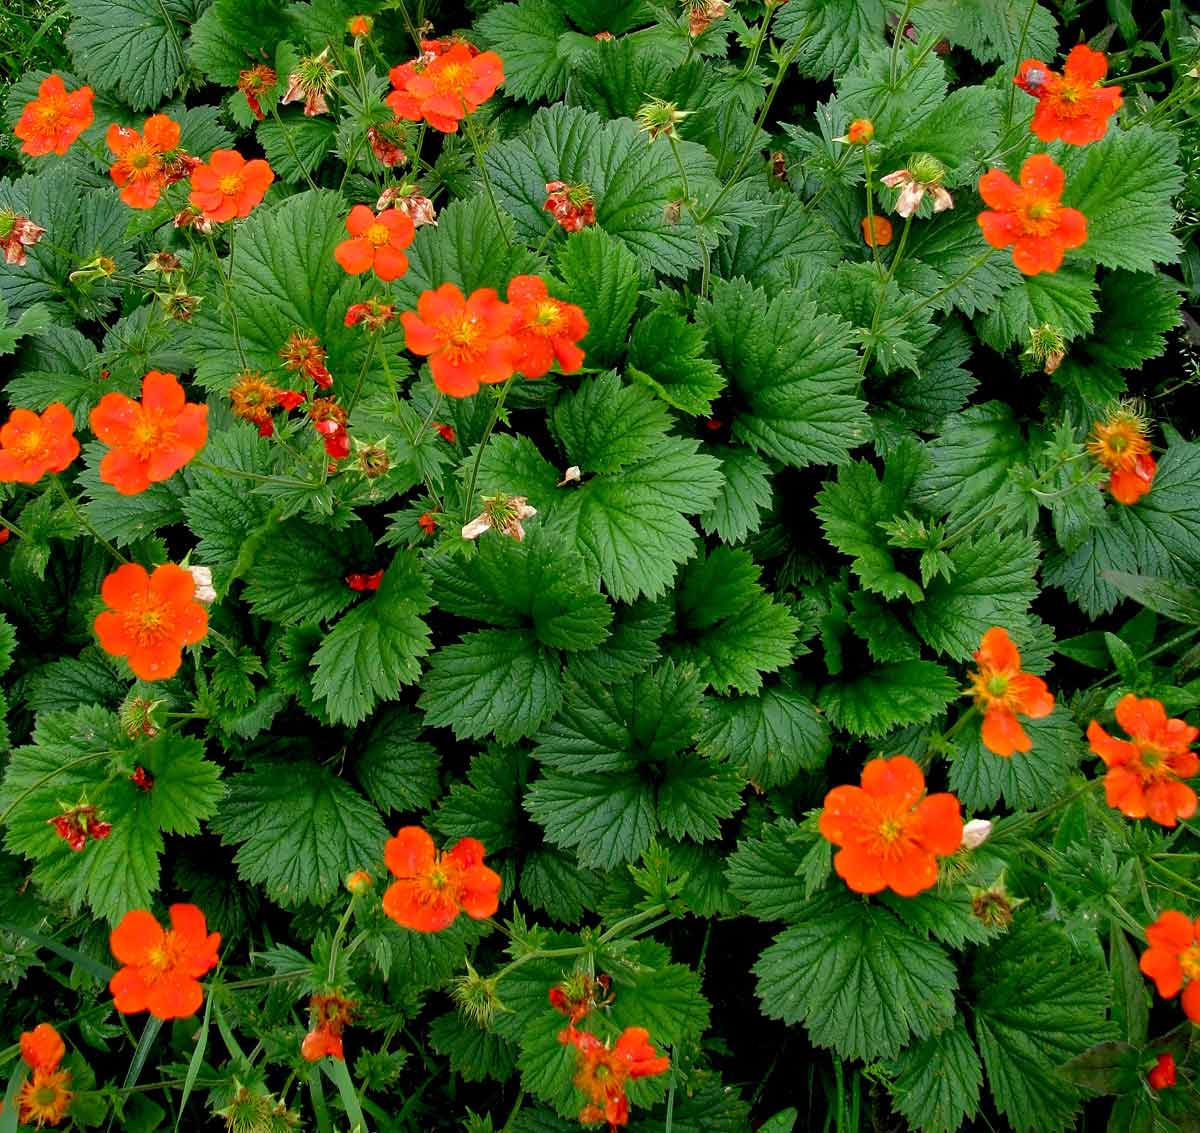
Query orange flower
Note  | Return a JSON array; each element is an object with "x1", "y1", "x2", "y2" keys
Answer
[
  {"x1": 301, "y1": 1027, "x2": 343, "y2": 1061},
  {"x1": 348, "y1": 14, "x2": 373, "y2": 36},
  {"x1": 861, "y1": 215, "x2": 893, "y2": 247},
  {"x1": 17, "y1": 1066, "x2": 72, "y2": 1128},
  {"x1": 1149, "y1": 1052, "x2": 1176, "y2": 1090},
  {"x1": 334, "y1": 205, "x2": 415, "y2": 281},
  {"x1": 109, "y1": 904, "x2": 220, "y2": 1019},
  {"x1": 381, "y1": 826, "x2": 501, "y2": 932},
  {"x1": 0, "y1": 403, "x2": 79, "y2": 484},
  {"x1": 818, "y1": 755, "x2": 963, "y2": 896},
  {"x1": 1088, "y1": 405, "x2": 1156, "y2": 505},
  {"x1": 977, "y1": 153, "x2": 1087, "y2": 275},
  {"x1": 565, "y1": 1026, "x2": 670, "y2": 1128},
  {"x1": 1088, "y1": 694, "x2": 1199, "y2": 827},
  {"x1": 1141, "y1": 911, "x2": 1200, "y2": 1023},
  {"x1": 847, "y1": 118, "x2": 874, "y2": 143},
  {"x1": 15, "y1": 75, "x2": 94, "y2": 157},
  {"x1": 20, "y1": 1025, "x2": 65, "y2": 1073},
  {"x1": 400, "y1": 283, "x2": 516, "y2": 397},
  {"x1": 91, "y1": 370, "x2": 208, "y2": 496},
  {"x1": 94, "y1": 563, "x2": 209, "y2": 681},
  {"x1": 1015, "y1": 46, "x2": 1122, "y2": 146},
  {"x1": 300, "y1": 992, "x2": 355, "y2": 1061},
  {"x1": 229, "y1": 371, "x2": 304, "y2": 436},
  {"x1": 237, "y1": 65, "x2": 276, "y2": 121},
  {"x1": 507, "y1": 275, "x2": 588, "y2": 379},
  {"x1": 969, "y1": 627, "x2": 1054, "y2": 756},
  {"x1": 280, "y1": 331, "x2": 333, "y2": 389},
  {"x1": 188, "y1": 150, "x2": 274, "y2": 223},
  {"x1": 386, "y1": 42, "x2": 504, "y2": 133},
  {"x1": 106, "y1": 115, "x2": 181, "y2": 209}
]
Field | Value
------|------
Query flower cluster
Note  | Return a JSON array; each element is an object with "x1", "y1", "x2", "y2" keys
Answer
[
  {"x1": 1088, "y1": 402, "x2": 1157, "y2": 505},
  {"x1": 301, "y1": 992, "x2": 356, "y2": 1061},
  {"x1": 49, "y1": 803, "x2": 111, "y2": 851},
  {"x1": 386, "y1": 39, "x2": 504, "y2": 133},
  {"x1": 229, "y1": 371, "x2": 306, "y2": 436},
  {"x1": 105, "y1": 115, "x2": 195, "y2": 210},
  {"x1": 561, "y1": 1027, "x2": 670, "y2": 1128}
]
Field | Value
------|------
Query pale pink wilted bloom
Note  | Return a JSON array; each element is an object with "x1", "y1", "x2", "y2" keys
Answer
[
  {"x1": 377, "y1": 185, "x2": 437, "y2": 227},
  {"x1": 960, "y1": 819, "x2": 993, "y2": 851},
  {"x1": 462, "y1": 494, "x2": 537, "y2": 542},
  {"x1": 186, "y1": 565, "x2": 216, "y2": 606},
  {"x1": 281, "y1": 48, "x2": 341, "y2": 117},
  {"x1": 881, "y1": 155, "x2": 953, "y2": 218},
  {"x1": 687, "y1": 0, "x2": 729, "y2": 36},
  {"x1": 0, "y1": 212, "x2": 46, "y2": 266},
  {"x1": 557, "y1": 465, "x2": 581, "y2": 487}
]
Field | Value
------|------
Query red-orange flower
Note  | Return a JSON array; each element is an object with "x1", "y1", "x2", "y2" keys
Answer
[
  {"x1": 188, "y1": 150, "x2": 274, "y2": 223},
  {"x1": 229, "y1": 371, "x2": 303, "y2": 436},
  {"x1": 94, "y1": 563, "x2": 209, "y2": 681},
  {"x1": 507, "y1": 275, "x2": 588, "y2": 379},
  {"x1": 381, "y1": 826, "x2": 501, "y2": 932},
  {"x1": 977, "y1": 154, "x2": 1086, "y2": 275},
  {"x1": 0, "y1": 403, "x2": 79, "y2": 484},
  {"x1": 91, "y1": 370, "x2": 208, "y2": 495},
  {"x1": 861, "y1": 215, "x2": 893, "y2": 247},
  {"x1": 106, "y1": 115, "x2": 181, "y2": 209},
  {"x1": 1088, "y1": 405, "x2": 1156, "y2": 505},
  {"x1": 386, "y1": 42, "x2": 504, "y2": 133},
  {"x1": 237, "y1": 65, "x2": 277, "y2": 121},
  {"x1": 846, "y1": 118, "x2": 874, "y2": 143},
  {"x1": 1088, "y1": 694, "x2": 1199, "y2": 827},
  {"x1": 969, "y1": 627, "x2": 1054, "y2": 756},
  {"x1": 300, "y1": 992, "x2": 355, "y2": 1061},
  {"x1": 15, "y1": 75, "x2": 94, "y2": 157},
  {"x1": 17, "y1": 1065, "x2": 72, "y2": 1127},
  {"x1": 20, "y1": 1025, "x2": 65, "y2": 1073},
  {"x1": 0, "y1": 210, "x2": 46, "y2": 266},
  {"x1": 344, "y1": 298, "x2": 396, "y2": 331},
  {"x1": 565, "y1": 1026, "x2": 670, "y2": 1128},
  {"x1": 1141, "y1": 911, "x2": 1200, "y2": 1023},
  {"x1": 544, "y1": 181, "x2": 596, "y2": 233},
  {"x1": 280, "y1": 331, "x2": 333, "y2": 389},
  {"x1": 334, "y1": 205, "x2": 415, "y2": 281},
  {"x1": 819, "y1": 755, "x2": 962, "y2": 897},
  {"x1": 109, "y1": 904, "x2": 220, "y2": 1019},
  {"x1": 400, "y1": 283, "x2": 516, "y2": 397},
  {"x1": 1149, "y1": 1052, "x2": 1176, "y2": 1090},
  {"x1": 1015, "y1": 46, "x2": 1122, "y2": 145}
]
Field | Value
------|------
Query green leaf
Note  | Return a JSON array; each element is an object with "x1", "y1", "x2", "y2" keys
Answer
[
  {"x1": 909, "y1": 531, "x2": 1039, "y2": 659},
  {"x1": 726, "y1": 819, "x2": 824, "y2": 922},
  {"x1": 1109, "y1": 925, "x2": 1150, "y2": 1047},
  {"x1": 971, "y1": 918, "x2": 1115, "y2": 1133},
  {"x1": 566, "y1": 596, "x2": 669, "y2": 686},
  {"x1": 914, "y1": 402, "x2": 1035, "y2": 532},
  {"x1": 698, "y1": 445, "x2": 773, "y2": 546},
  {"x1": 668, "y1": 545, "x2": 798, "y2": 694},
  {"x1": 886, "y1": 1018, "x2": 982, "y2": 1133},
  {"x1": 697, "y1": 681, "x2": 830, "y2": 787},
  {"x1": 475, "y1": 0, "x2": 570, "y2": 103},
  {"x1": 754, "y1": 889, "x2": 957, "y2": 1061},
  {"x1": 26, "y1": 649, "x2": 126, "y2": 715},
  {"x1": 890, "y1": 86, "x2": 1000, "y2": 185},
  {"x1": 485, "y1": 103, "x2": 720, "y2": 276},
  {"x1": 520, "y1": 847, "x2": 602, "y2": 922},
  {"x1": 1080, "y1": 270, "x2": 1182, "y2": 372},
  {"x1": 1063, "y1": 125, "x2": 1184, "y2": 272},
  {"x1": 419, "y1": 629, "x2": 563, "y2": 744},
  {"x1": 311, "y1": 551, "x2": 433, "y2": 726},
  {"x1": 600, "y1": 938, "x2": 710, "y2": 1046},
  {"x1": 354, "y1": 708, "x2": 440, "y2": 816},
  {"x1": 815, "y1": 441, "x2": 926, "y2": 603},
  {"x1": 525, "y1": 769, "x2": 656, "y2": 870},
  {"x1": 903, "y1": 212, "x2": 1021, "y2": 319},
  {"x1": 819, "y1": 660, "x2": 958, "y2": 737},
  {"x1": 775, "y1": 0, "x2": 887, "y2": 78},
  {"x1": 212, "y1": 759, "x2": 387, "y2": 908},
  {"x1": 426, "y1": 527, "x2": 612, "y2": 651},
  {"x1": 187, "y1": 0, "x2": 295, "y2": 84},
  {"x1": 67, "y1": 0, "x2": 190, "y2": 110},
  {"x1": 0, "y1": 300, "x2": 50, "y2": 357},
  {"x1": 256, "y1": 114, "x2": 337, "y2": 183},
  {"x1": 714, "y1": 189, "x2": 839, "y2": 285},
  {"x1": 428, "y1": 1012, "x2": 516, "y2": 1084},
  {"x1": 657, "y1": 758, "x2": 743, "y2": 841},
  {"x1": 976, "y1": 268, "x2": 1099, "y2": 353},
  {"x1": 948, "y1": 704, "x2": 1086, "y2": 811},
  {"x1": 553, "y1": 227, "x2": 642, "y2": 369},
  {"x1": 627, "y1": 309, "x2": 724, "y2": 417},
  {"x1": 881, "y1": 887, "x2": 1000, "y2": 950},
  {"x1": 913, "y1": 0, "x2": 1058, "y2": 64},
  {"x1": 697, "y1": 278, "x2": 867, "y2": 469}
]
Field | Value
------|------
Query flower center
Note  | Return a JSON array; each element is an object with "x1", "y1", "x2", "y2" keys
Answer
[
  {"x1": 1019, "y1": 195, "x2": 1059, "y2": 235},
  {"x1": 426, "y1": 864, "x2": 448, "y2": 891},
  {"x1": 436, "y1": 313, "x2": 485, "y2": 364},
  {"x1": 1182, "y1": 945, "x2": 1200, "y2": 983},
  {"x1": 864, "y1": 803, "x2": 916, "y2": 859},
  {"x1": 146, "y1": 929, "x2": 186, "y2": 975},
  {"x1": 530, "y1": 301, "x2": 567, "y2": 336},
  {"x1": 434, "y1": 63, "x2": 470, "y2": 95},
  {"x1": 128, "y1": 409, "x2": 176, "y2": 459},
  {"x1": 127, "y1": 147, "x2": 159, "y2": 173},
  {"x1": 366, "y1": 223, "x2": 391, "y2": 247},
  {"x1": 218, "y1": 173, "x2": 244, "y2": 196},
  {"x1": 13, "y1": 427, "x2": 47, "y2": 462},
  {"x1": 37, "y1": 100, "x2": 63, "y2": 125},
  {"x1": 120, "y1": 600, "x2": 174, "y2": 648},
  {"x1": 986, "y1": 675, "x2": 1009, "y2": 698}
]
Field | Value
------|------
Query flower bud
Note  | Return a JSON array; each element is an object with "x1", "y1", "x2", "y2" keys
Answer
[
  {"x1": 960, "y1": 818, "x2": 993, "y2": 850},
  {"x1": 68, "y1": 255, "x2": 116, "y2": 285},
  {"x1": 186, "y1": 565, "x2": 216, "y2": 605},
  {"x1": 346, "y1": 869, "x2": 373, "y2": 895}
]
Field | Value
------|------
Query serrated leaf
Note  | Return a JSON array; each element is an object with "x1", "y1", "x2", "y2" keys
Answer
[
  {"x1": 697, "y1": 682, "x2": 830, "y2": 787},
  {"x1": 726, "y1": 819, "x2": 821, "y2": 922},
  {"x1": 754, "y1": 889, "x2": 957, "y2": 1061},
  {"x1": 354, "y1": 708, "x2": 440, "y2": 815},
  {"x1": 948, "y1": 704, "x2": 1085, "y2": 811},
  {"x1": 698, "y1": 444, "x2": 773, "y2": 545},
  {"x1": 656, "y1": 758, "x2": 742, "y2": 841},
  {"x1": 311, "y1": 551, "x2": 433, "y2": 726},
  {"x1": 697, "y1": 278, "x2": 867, "y2": 469},
  {"x1": 627, "y1": 309, "x2": 724, "y2": 417},
  {"x1": 903, "y1": 212, "x2": 1021, "y2": 318},
  {"x1": 67, "y1": 0, "x2": 190, "y2": 110},
  {"x1": 1080, "y1": 270, "x2": 1182, "y2": 371},
  {"x1": 775, "y1": 0, "x2": 888, "y2": 78},
  {"x1": 554, "y1": 227, "x2": 641, "y2": 369},
  {"x1": 1063, "y1": 125, "x2": 1184, "y2": 272},
  {"x1": 428, "y1": 1012, "x2": 516, "y2": 1084},
  {"x1": 257, "y1": 113, "x2": 336, "y2": 183},
  {"x1": 668, "y1": 545, "x2": 798, "y2": 694},
  {"x1": 600, "y1": 938, "x2": 710, "y2": 1046},
  {"x1": 212, "y1": 759, "x2": 387, "y2": 908},
  {"x1": 913, "y1": 0, "x2": 1058, "y2": 64},
  {"x1": 976, "y1": 267, "x2": 1099, "y2": 353},
  {"x1": 420, "y1": 629, "x2": 563, "y2": 744},
  {"x1": 886, "y1": 1018, "x2": 982, "y2": 1133},
  {"x1": 819, "y1": 660, "x2": 958, "y2": 737},
  {"x1": 566, "y1": 596, "x2": 669, "y2": 686},
  {"x1": 714, "y1": 188, "x2": 838, "y2": 284},
  {"x1": 971, "y1": 918, "x2": 1114, "y2": 1133},
  {"x1": 475, "y1": 0, "x2": 570, "y2": 103},
  {"x1": 187, "y1": 0, "x2": 295, "y2": 84}
]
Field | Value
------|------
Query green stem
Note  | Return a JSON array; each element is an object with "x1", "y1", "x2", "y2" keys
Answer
[
  {"x1": 666, "y1": 133, "x2": 711, "y2": 298},
  {"x1": 345, "y1": 334, "x2": 380, "y2": 416},
  {"x1": 0, "y1": 512, "x2": 29, "y2": 540},
  {"x1": 53, "y1": 476, "x2": 128, "y2": 564},
  {"x1": 941, "y1": 706, "x2": 978, "y2": 747},
  {"x1": 190, "y1": 458, "x2": 317, "y2": 490},
  {"x1": 862, "y1": 148, "x2": 884, "y2": 278},
  {"x1": 269, "y1": 105, "x2": 320, "y2": 193},
  {"x1": 207, "y1": 230, "x2": 247, "y2": 370},
  {"x1": 599, "y1": 903, "x2": 669, "y2": 944},
  {"x1": 326, "y1": 899, "x2": 358, "y2": 985},
  {"x1": 461, "y1": 377, "x2": 515, "y2": 527},
  {"x1": 890, "y1": 0, "x2": 916, "y2": 84},
  {"x1": 1003, "y1": 0, "x2": 1040, "y2": 131},
  {"x1": 1109, "y1": 59, "x2": 1176, "y2": 84},
  {"x1": 737, "y1": 5, "x2": 774, "y2": 80},
  {"x1": 880, "y1": 247, "x2": 996, "y2": 332},
  {"x1": 463, "y1": 113, "x2": 510, "y2": 246},
  {"x1": 0, "y1": 752, "x2": 112, "y2": 826}
]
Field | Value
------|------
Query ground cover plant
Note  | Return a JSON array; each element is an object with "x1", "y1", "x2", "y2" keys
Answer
[{"x1": 0, "y1": 0, "x2": 1199, "y2": 1130}]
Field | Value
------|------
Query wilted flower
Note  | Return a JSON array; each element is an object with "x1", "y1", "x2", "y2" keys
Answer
[
  {"x1": 881, "y1": 154, "x2": 953, "y2": 218},
  {"x1": 378, "y1": 183, "x2": 437, "y2": 226},
  {"x1": 960, "y1": 818, "x2": 993, "y2": 850},
  {"x1": 685, "y1": 0, "x2": 728, "y2": 37},
  {"x1": 1024, "y1": 323, "x2": 1066, "y2": 374},
  {"x1": 451, "y1": 962, "x2": 503, "y2": 1026},
  {"x1": 352, "y1": 437, "x2": 389, "y2": 478},
  {"x1": 120, "y1": 696, "x2": 162, "y2": 739},
  {"x1": 636, "y1": 97, "x2": 690, "y2": 142},
  {"x1": 970, "y1": 876, "x2": 1022, "y2": 928},
  {"x1": 462, "y1": 493, "x2": 538, "y2": 542},
  {"x1": 143, "y1": 251, "x2": 182, "y2": 276},
  {"x1": 1088, "y1": 402, "x2": 1157, "y2": 505},
  {"x1": 0, "y1": 211, "x2": 46, "y2": 267},
  {"x1": 49, "y1": 803, "x2": 112, "y2": 852},
  {"x1": 281, "y1": 48, "x2": 341, "y2": 117},
  {"x1": 544, "y1": 181, "x2": 596, "y2": 232},
  {"x1": 367, "y1": 123, "x2": 408, "y2": 167},
  {"x1": 230, "y1": 372, "x2": 303, "y2": 436},
  {"x1": 186, "y1": 565, "x2": 216, "y2": 605},
  {"x1": 237, "y1": 65, "x2": 277, "y2": 121},
  {"x1": 159, "y1": 280, "x2": 202, "y2": 322},
  {"x1": 173, "y1": 207, "x2": 214, "y2": 235},
  {"x1": 280, "y1": 331, "x2": 333, "y2": 390},
  {"x1": 558, "y1": 465, "x2": 581, "y2": 486},
  {"x1": 344, "y1": 298, "x2": 396, "y2": 331}
]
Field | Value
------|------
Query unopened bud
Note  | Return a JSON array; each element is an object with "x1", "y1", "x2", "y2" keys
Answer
[
  {"x1": 186, "y1": 565, "x2": 216, "y2": 605},
  {"x1": 346, "y1": 870, "x2": 373, "y2": 895},
  {"x1": 960, "y1": 818, "x2": 993, "y2": 850},
  {"x1": 557, "y1": 465, "x2": 581, "y2": 486}
]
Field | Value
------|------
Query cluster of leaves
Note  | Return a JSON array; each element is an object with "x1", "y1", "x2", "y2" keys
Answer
[{"x1": 0, "y1": 1, "x2": 1199, "y2": 1132}]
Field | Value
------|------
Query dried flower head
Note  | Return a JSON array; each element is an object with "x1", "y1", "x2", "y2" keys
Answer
[
  {"x1": 281, "y1": 49, "x2": 342, "y2": 117},
  {"x1": 462, "y1": 493, "x2": 538, "y2": 542},
  {"x1": 237, "y1": 66, "x2": 277, "y2": 121},
  {"x1": 881, "y1": 154, "x2": 953, "y2": 218},
  {"x1": 0, "y1": 211, "x2": 46, "y2": 267},
  {"x1": 636, "y1": 97, "x2": 690, "y2": 142}
]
